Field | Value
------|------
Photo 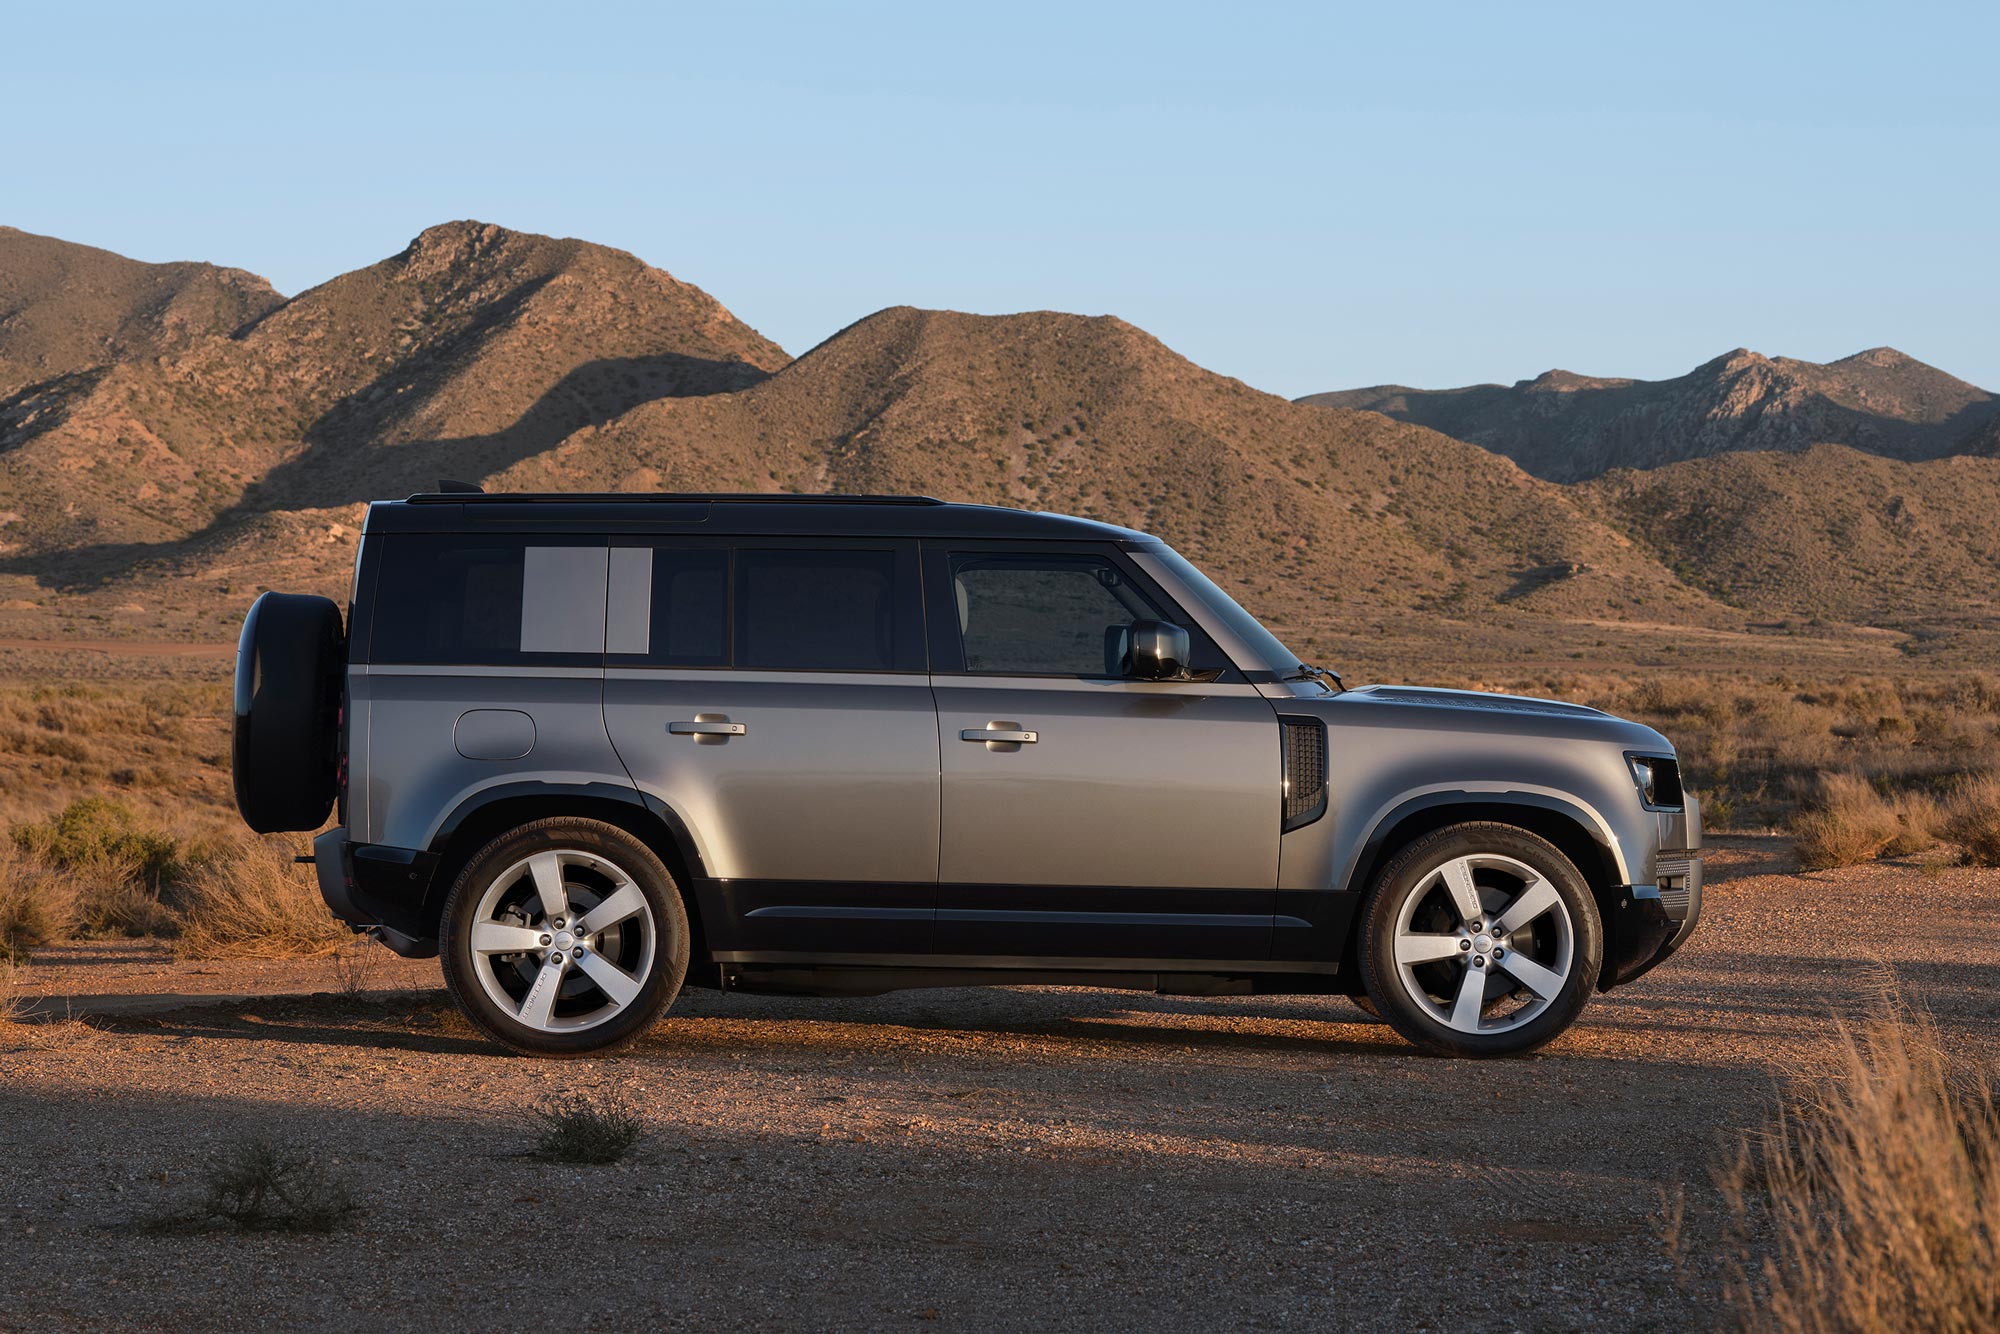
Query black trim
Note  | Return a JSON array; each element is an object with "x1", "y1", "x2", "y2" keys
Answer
[
  {"x1": 312, "y1": 828, "x2": 440, "y2": 958},
  {"x1": 1624, "y1": 751, "x2": 1686, "y2": 812},
  {"x1": 426, "y1": 780, "x2": 662, "y2": 856},
  {"x1": 1278, "y1": 714, "x2": 1328, "y2": 832},
  {"x1": 1344, "y1": 790, "x2": 1618, "y2": 894},
  {"x1": 367, "y1": 496, "x2": 1154, "y2": 543},
  {"x1": 408, "y1": 492, "x2": 947, "y2": 507},
  {"x1": 712, "y1": 950, "x2": 1339, "y2": 974}
]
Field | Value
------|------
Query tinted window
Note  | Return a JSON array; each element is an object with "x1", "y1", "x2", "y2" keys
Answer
[
  {"x1": 607, "y1": 546, "x2": 729, "y2": 666},
  {"x1": 738, "y1": 549, "x2": 899, "y2": 671},
  {"x1": 656, "y1": 550, "x2": 728, "y2": 666},
  {"x1": 369, "y1": 534, "x2": 606, "y2": 666},
  {"x1": 950, "y1": 555, "x2": 1165, "y2": 676}
]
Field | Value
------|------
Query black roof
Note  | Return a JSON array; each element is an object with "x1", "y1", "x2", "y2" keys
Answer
[{"x1": 365, "y1": 491, "x2": 1155, "y2": 543}]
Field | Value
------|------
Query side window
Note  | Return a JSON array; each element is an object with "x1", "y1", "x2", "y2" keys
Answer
[
  {"x1": 369, "y1": 534, "x2": 605, "y2": 666},
  {"x1": 949, "y1": 554, "x2": 1166, "y2": 677},
  {"x1": 737, "y1": 548, "x2": 902, "y2": 672},
  {"x1": 606, "y1": 546, "x2": 729, "y2": 667}
]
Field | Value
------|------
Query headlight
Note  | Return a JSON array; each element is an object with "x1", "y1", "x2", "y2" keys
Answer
[{"x1": 1628, "y1": 754, "x2": 1684, "y2": 810}]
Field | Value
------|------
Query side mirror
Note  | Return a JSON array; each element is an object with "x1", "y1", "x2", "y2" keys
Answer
[{"x1": 1126, "y1": 620, "x2": 1192, "y2": 681}]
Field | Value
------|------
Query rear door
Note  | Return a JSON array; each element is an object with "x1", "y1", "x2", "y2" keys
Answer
[
  {"x1": 602, "y1": 537, "x2": 940, "y2": 958},
  {"x1": 925, "y1": 542, "x2": 1282, "y2": 961}
]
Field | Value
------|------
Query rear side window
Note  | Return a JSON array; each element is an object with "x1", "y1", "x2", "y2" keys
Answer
[
  {"x1": 603, "y1": 541, "x2": 924, "y2": 672},
  {"x1": 368, "y1": 535, "x2": 605, "y2": 666},
  {"x1": 738, "y1": 549, "x2": 899, "y2": 671}
]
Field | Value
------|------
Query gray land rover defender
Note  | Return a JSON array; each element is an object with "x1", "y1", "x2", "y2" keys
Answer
[{"x1": 231, "y1": 491, "x2": 1701, "y2": 1058}]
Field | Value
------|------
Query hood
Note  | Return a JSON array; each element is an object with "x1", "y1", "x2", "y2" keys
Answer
[
  {"x1": 1339, "y1": 684, "x2": 1611, "y2": 721},
  {"x1": 1321, "y1": 683, "x2": 1674, "y2": 753}
]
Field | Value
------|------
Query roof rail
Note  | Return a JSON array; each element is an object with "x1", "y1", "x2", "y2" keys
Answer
[{"x1": 403, "y1": 491, "x2": 946, "y2": 506}]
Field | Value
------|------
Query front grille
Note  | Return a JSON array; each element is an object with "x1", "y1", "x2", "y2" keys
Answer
[{"x1": 1280, "y1": 716, "x2": 1327, "y2": 831}]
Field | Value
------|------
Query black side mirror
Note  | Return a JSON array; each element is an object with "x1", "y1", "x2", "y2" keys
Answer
[{"x1": 1126, "y1": 620, "x2": 1192, "y2": 681}]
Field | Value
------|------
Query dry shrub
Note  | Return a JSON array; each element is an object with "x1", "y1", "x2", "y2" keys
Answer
[
  {"x1": 148, "y1": 1138, "x2": 360, "y2": 1234},
  {"x1": 529, "y1": 1092, "x2": 647, "y2": 1165},
  {"x1": 1721, "y1": 992, "x2": 1998, "y2": 1332},
  {"x1": 0, "y1": 842, "x2": 78, "y2": 953},
  {"x1": 13, "y1": 798, "x2": 188, "y2": 886},
  {"x1": 173, "y1": 837, "x2": 348, "y2": 960},
  {"x1": 1791, "y1": 774, "x2": 1900, "y2": 870},
  {"x1": 325, "y1": 941, "x2": 379, "y2": 995},
  {"x1": 1941, "y1": 776, "x2": 2000, "y2": 867},
  {"x1": 1882, "y1": 792, "x2": 1941, "y2": 858}
]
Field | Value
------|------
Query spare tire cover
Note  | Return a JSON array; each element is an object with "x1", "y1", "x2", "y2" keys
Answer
[{"x1": 233, "y1": 592, "x2": 345, "y2": 834}]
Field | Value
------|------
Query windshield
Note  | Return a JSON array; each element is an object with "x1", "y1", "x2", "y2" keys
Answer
[{"x1": 1149, "y1": 546, "x2": 1306, "y2": 674}]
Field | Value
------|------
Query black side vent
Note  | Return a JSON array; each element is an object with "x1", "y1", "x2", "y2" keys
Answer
[{"x1": 1280, "y1": 716, "x2": 1328, "y2": 832}]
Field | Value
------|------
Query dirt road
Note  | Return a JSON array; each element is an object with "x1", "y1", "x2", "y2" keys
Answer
[{"x1": 2, "y1": 838, "x2": 1994, "y2": 1332}]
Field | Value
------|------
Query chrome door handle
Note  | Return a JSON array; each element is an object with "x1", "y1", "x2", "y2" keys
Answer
[
  {"x1": 669, "y1": 720, "x2": 746, "y2": 736},
  {"x1": 961, "y1": 726, "x2": 1037, "y2": 744}
]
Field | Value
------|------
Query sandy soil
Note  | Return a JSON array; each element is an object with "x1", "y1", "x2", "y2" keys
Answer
[{"x1": 1, "y1": 837, "x2": 1994, "y2": 1332}]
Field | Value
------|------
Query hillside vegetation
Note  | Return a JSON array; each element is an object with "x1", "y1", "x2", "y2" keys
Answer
[
  {"x1": 1304, "y1": 346, "x2": 1999, "y2": 481},
  {"x1": 0, "y1": 222, "x2": 1997, "y2": 665}
]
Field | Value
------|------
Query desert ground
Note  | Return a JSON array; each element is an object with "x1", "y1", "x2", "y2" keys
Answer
[{"x1": 3, "y1": 835, "x2": 1994, "y2": 1332}]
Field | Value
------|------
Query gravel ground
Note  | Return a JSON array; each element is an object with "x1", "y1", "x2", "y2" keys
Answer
[{"x1": 2, "y1": 836, "x2": 1994, "y2": 1332}]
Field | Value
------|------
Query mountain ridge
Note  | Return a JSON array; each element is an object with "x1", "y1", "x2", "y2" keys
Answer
[
  {"x1": 2, "y1": 223, "x2": 1997, "y2": 666},
  {"x1": 1300, "y1": 346, "x2": 2000, "y2": 482}
]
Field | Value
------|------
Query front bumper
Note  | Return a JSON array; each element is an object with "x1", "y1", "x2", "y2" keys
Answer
[
  {"x1": 312, "y1": 827, "x2": 442, "y2": 959},
  {"x1": 1600, "y1": 793, "x2": 1703, "y2": 990}
]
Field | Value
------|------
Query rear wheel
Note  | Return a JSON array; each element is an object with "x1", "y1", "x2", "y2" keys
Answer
[
  {"x1": 1358, "y1": 823, "x2": 1601, "y2": 1058},
  {"x1": 440, "y1": 819, "x2": 689, "y2": 1056}
]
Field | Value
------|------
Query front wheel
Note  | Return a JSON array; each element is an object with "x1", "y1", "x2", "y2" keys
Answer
[
  {"x1": 1358, "y1": 823, "x2": 1602, "y2": 1058},
  {"x1": 439, "y1": 818, "x2": 689, "y2": 1056}
]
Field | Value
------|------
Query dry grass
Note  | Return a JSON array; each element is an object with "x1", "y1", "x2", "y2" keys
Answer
[
  {"x1": 170, "y1": 836, "x2": 348, "y2": 960},
  {"x1": 1721, "y1": 991, "x2": 1999, "y2": 1332},
  {"x1": 1940, "y1": 776, "x2": 2000, "y2": 867},
  {"x1": 1790, "y1": 774, "x2": 1940, "y2": 871},
  {"x1": 1476, "y1": 671, "x2": 2000, "y2": 833}
]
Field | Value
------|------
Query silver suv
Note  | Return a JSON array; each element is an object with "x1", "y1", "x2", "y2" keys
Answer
[{"x1": 231, "y1": 490, "x2": 1701, "y2": 1058}]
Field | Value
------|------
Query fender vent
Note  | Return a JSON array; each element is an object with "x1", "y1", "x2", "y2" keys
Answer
[{"x1": 1280, "y1": 716, "x2": 1328, "y2": 831}]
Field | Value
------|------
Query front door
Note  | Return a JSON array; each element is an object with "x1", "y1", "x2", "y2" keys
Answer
[
  {"x1": 925, "y1": 544, "x2": 1281, "y2": 961},
  {"x1": 602, "y1": 538, "x2": 939, "y2": 957}
]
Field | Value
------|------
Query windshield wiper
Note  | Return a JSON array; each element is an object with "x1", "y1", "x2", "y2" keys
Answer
[{"x1": 1282, "y1": 661, "x2": 1345, "y2": 693}]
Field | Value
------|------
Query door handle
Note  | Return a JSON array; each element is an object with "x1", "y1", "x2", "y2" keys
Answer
[
  {"x1": 961, "y1": 726, "x2": 1038, "y2": 744},
  {"x1": 670, "y1": 719, "x2": 747, "y2": 737}
]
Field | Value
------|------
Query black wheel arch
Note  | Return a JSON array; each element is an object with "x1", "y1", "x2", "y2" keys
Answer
[
  {"x1": 421, "y1": 782, "x2": 712, "y2": 968},
  {"x1": 1336, "y1": 792, "x2": 1621, "y2": 992}
]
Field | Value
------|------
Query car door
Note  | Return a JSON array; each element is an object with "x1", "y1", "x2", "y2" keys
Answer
[
  {"x1": 602, "y1": 537, "x2": 940, "y2": 958},
  {"x1": 925, "y1": 542, "x2": 1282, "y2": 961}
]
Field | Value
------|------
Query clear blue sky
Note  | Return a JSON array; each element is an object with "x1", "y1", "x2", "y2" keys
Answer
[{"x1": 7, "y1": 1, "x2": 1996, "y2": 397}]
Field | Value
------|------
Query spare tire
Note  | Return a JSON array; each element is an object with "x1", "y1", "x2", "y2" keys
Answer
[{"x1": 233, "y1": 592, "x2": 345, "y2": 833}]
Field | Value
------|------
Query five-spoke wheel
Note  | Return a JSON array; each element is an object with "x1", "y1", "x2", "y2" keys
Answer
[
  {"x1": 440, "y1": 819, "x2": 688, "y2": 1055},
  {"x1": 1359, "y1": 823, "x2": 1601, "y2": 1057}
]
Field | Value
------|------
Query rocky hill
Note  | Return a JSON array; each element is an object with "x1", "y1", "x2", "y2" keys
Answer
[
  {"x1": 0, "y1": 222, "x2": 788, "y2": 564},
  {"x1": 0, "y1": 227, "x2": 281, "y2": 400},
  {"x1": 2, "y1": 223, "x2": 1997, "y2": 667},
  {"x1": 1302, "y1": 347, "x2": 2000, "y2": 482}
]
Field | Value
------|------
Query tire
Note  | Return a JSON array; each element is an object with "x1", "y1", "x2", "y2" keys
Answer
[
  {"x1": 232, "y1": 591, "x2": 345, "y2": 833},
  {"x1": 1346, "y1": 994, "x2": 1379, "y2": 1019},
  {"x1": 439, "y1": 818, "x2": 690, "y2": 1056},
  {"x1": 1358, "y1": 822, "x2": 1602, "y2": 1058}
]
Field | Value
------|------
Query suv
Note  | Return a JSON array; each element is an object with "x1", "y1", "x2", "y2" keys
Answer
[{"x1": 232, "y1": 491, "x2": 1701, "y2": 1058}]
